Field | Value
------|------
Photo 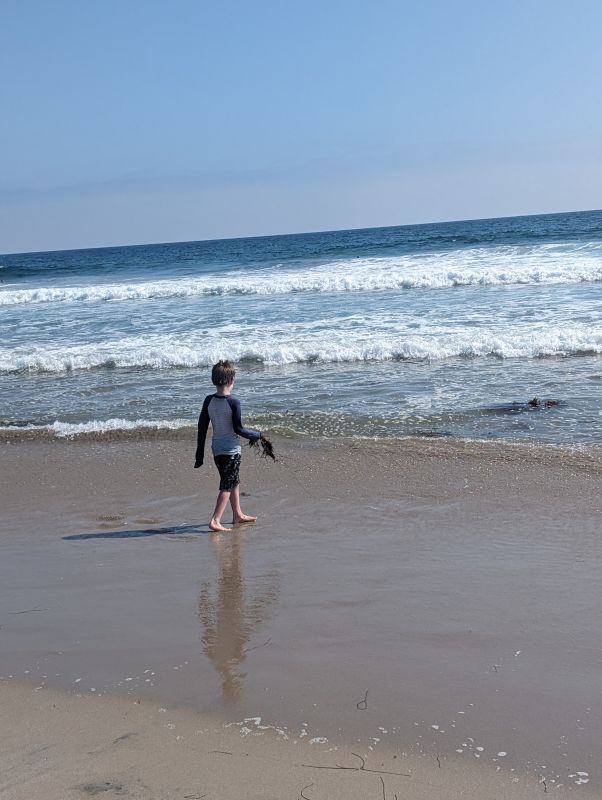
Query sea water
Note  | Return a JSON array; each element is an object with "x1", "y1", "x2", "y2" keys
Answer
[{"x1": 1, "y1": 210, "x2": 601, "y2": 444}]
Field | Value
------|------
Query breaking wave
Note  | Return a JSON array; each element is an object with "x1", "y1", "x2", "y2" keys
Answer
[
  {"x1": 0, "y1": 417, "x2": 193, "y2": 440},
  {"x1": 1, "y1": 242, "x2": 601, "y2": 306},
  {"x1": 2, "y1": 325, "x2": 601, "y2": 374}
]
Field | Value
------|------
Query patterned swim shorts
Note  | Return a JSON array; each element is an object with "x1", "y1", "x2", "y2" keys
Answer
[{"x1": 213, "y1": 453, "x2": 241, "y2": 491}]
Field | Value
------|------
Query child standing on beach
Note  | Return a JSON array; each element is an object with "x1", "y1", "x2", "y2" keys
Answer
[{"x1": 194, "y1": 360, "x2": 261, "y2": 532}]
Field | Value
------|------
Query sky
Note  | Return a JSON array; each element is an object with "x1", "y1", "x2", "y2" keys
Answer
[{"x1": 1, "y1": 0, "x2": 601, "y2": 253}]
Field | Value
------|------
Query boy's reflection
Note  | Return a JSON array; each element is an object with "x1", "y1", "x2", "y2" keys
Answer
[{"x1": 198, "y1": 534, "x2": 279, "y2": 702}]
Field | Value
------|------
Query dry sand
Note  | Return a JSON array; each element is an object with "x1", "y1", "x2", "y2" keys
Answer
[{"x1": 1, "y1": 435, "x2": 602, "y2": 798}]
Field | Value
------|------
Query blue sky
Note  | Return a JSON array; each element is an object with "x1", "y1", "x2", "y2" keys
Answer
[{"x1": 1, "y1": 0, "x2": 601, "y2": 252}]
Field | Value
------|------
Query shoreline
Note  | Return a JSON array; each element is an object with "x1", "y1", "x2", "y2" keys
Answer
[
  {"x1": 2, "y1": 420, "x2": 602, "y2": 454},
  {"x1": 2, "y1": 436, "x2": 601, "y2": 795}
]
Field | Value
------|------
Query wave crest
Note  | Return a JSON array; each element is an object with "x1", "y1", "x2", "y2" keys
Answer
[
  {"x1": 0, "y1": 418, "x2": 193, "y2": 441},
  {"x1": 2, "y1": 242, "x2": 601, "y2": 306},
  {"x1": 2, "y1": 325, "x2": 601, "y2": 375}
]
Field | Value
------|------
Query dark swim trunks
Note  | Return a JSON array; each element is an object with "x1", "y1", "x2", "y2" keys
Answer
[{"x1": 213, "y1": 453, "x2": 241, "y2": 491}]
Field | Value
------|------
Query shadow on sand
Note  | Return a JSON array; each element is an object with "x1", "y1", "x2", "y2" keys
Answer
[{"x1": 63, "y1": 524, "x2": 210, "y2": 541}]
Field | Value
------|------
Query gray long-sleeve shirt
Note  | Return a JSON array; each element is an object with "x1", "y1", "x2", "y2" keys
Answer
[{"x1": 195, "y1": 394, "x2": 260, "y2": 466}]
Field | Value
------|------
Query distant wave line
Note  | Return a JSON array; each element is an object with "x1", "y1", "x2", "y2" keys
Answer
[{"x1": 2, "y1": 245, "x2": 602, "y2": 306}]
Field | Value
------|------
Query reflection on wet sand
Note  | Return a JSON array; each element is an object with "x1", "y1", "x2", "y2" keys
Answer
[{"x1": 198, "y1": 535, "x2": 279, "y2": 702}]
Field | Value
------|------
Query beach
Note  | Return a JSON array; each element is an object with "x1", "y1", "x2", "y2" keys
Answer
[
  {"x1": 3, "y1": 0, "x2": 602, "y2": 789},
  {"x1": 2, "y1": 211, "x2": 602, "y2": 796},
  {"x1": 2, "y1": 435, "x2": 601, "y2": 798}
]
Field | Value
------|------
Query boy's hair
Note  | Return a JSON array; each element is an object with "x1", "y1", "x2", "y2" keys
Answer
[{"x1": 211, "y1": 359, "x2": 236, "y2": 386}]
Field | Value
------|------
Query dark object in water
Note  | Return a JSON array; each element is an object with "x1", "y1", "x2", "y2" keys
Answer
[
  {"x1": 481, "y1": 398, "x2": 561, "y2": 416},
  {"x1": 528, "y1": 397, "x2": 559, "y2": 408},
  {"x1": 249, "y1": 434, "x2": 276, "y2": 461}
]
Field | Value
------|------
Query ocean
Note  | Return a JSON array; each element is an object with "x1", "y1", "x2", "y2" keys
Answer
[{"x1": 1, "y1": 210, "x2": 601, "y2": 445}]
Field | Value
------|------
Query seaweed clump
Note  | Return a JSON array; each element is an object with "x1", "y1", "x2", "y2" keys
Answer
[
  {"x1": 528, "y1": 397, "x2": 559, "y2": 408},
  {"x1": 249, "y1": 434, "x2": 276, "y2": 461}
]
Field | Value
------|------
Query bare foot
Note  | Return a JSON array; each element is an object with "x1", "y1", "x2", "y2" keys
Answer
[
  {"x1": 209, "y1": 519, "x2": 232, "y2": 532},
  {"x1": 232, "y1": 514, "x2": 257, "y2": 524}
]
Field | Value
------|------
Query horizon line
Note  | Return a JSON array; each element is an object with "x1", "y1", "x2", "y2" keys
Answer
[{"x1": 2, "y1": 206, "x2": 600, "y2": 258}]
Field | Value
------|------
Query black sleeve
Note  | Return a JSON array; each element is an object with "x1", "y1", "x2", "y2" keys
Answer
[
  {"x1": 227, "y1": 396, "x2": 261, "y2": 442},
  {"x1": 194, "y1": 395, "x2": 212, "y2": 467}
]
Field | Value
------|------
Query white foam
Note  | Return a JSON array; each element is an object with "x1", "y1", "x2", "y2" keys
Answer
[
  {"x1": 0, "y1": 418, "x2": 191, "y2": 437},
  {"x1": 1, "y1": 241, "x2": 601, "y2": 306},
  {"x1": 2, "y1": 322, "x2": 601, "y2": 375}
]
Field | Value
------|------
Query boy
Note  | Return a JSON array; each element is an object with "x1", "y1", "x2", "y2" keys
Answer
[{"x1": 194, "y1": 360, "x2": 261, "y2": 532}]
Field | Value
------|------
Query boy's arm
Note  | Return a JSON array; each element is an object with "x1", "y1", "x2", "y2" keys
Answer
[
  {"x1": 227, "y1": 396, "x2": 261, "y2": 442},
  {"x1": 194, "y1": 395, "x2": 212, "y2": 467}
]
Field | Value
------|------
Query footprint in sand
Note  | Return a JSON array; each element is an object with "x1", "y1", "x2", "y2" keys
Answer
[
  {"x1": 95, "y1": 514, "x2": 126, "y2": 529},
  {"x1": 78, "y1": 781, "x2": 126, "y2": 795}
]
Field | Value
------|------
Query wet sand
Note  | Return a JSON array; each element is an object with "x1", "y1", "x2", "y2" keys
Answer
[
  {"x1": 1, "y1": 436, "x2": 602, "y2": 797},
  {"x1": 4, "y1": 680, "x2": 588, "y2": 800}
]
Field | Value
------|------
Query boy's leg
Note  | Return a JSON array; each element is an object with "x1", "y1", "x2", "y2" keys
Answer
[
  {"x1": 230, "y1": 484, "x2": 257, "y2": 524},
  {"x1": 210, "y1": 490, "x2": 232, "y2": 532}
]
